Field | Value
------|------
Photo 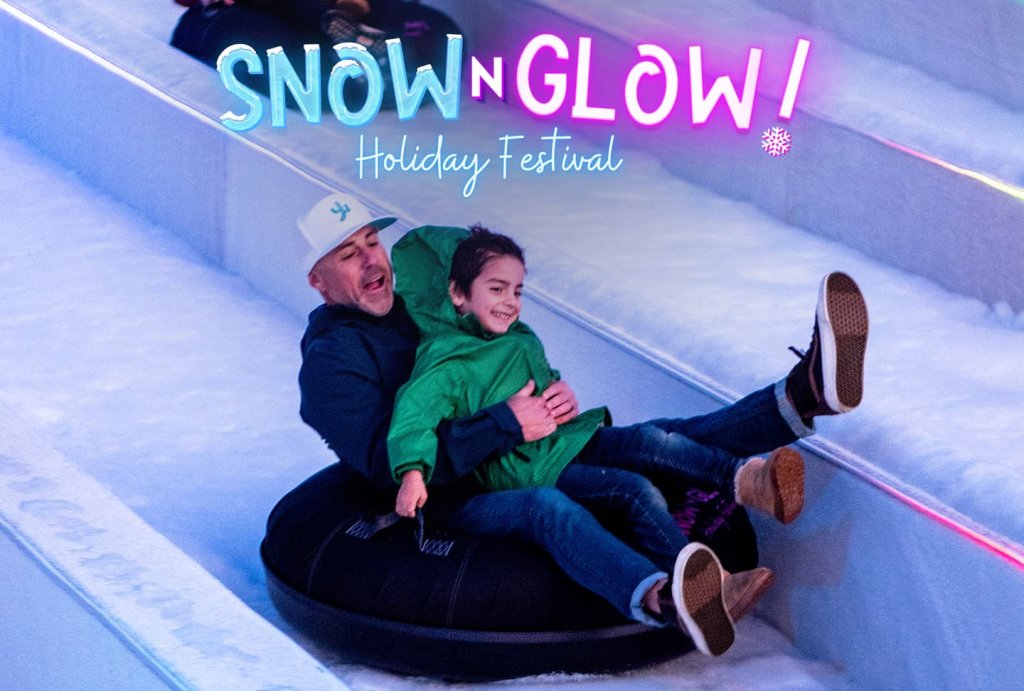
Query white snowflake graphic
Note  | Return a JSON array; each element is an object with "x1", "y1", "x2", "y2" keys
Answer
[{"x1": 761, "y1": 126, "x2": 792, "y2": 157}]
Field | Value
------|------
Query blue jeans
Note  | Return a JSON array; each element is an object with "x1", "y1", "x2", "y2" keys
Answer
[
  {"x1": 555, "y1": 464, "x2": 686, "y2": 574},
  {"x1": 577, "y1": 380, "x2": 813, "y2": 489},
  {"x1": 440, "y1": 380, "x2": 813, "y2": 623},
  {"x1": 440, "y1": 484, "x2": 668, "y2": 623}
]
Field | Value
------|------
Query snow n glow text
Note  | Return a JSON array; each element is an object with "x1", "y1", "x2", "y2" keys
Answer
[{"x1": 217, "y1": 34, "x2": 811, "y2": 131}]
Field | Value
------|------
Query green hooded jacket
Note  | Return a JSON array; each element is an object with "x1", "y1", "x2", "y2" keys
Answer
[{"x1": 387, "y1": 226, "x2": 608, "y2": 491}]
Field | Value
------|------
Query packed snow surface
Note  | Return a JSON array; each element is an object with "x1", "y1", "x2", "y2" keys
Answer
[{"x1": 0, "y1": 131, "x2": 853, "y2": 687}]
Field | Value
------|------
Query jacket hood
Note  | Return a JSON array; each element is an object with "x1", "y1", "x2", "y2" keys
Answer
[{"x1": 392, "y1": 226, "x2": 472, "y2": 337}]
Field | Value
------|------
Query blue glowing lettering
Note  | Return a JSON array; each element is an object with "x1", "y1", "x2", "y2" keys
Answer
[
  {"x1": 267, "y1": 45, "x2": 322, "y2": 127},
  {"x1": 217, "y1": 44, "x2": 263, "y2": 132},
  {"x1": 215, "y1": 36, "x2": 462, "y2": 130}
]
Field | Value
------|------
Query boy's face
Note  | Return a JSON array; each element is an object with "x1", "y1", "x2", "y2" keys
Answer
[{"x1": 450, "y1": 255, "x2": 525, "y2": 335}]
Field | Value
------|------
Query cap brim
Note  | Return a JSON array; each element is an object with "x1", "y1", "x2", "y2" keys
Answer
[
  {"x1": 302, "y1": 216, "x2": 399, "y2": 274},
  {"x1": 366, "y1": 216, "x2": 398, "y2": 232}
]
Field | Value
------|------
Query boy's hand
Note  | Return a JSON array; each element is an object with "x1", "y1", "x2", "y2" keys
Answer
[
  {"x1": 396, "y1": 470, "x2": 428, "y2": 517},
  {"x1": 542, "y1": 380, "x2": 579, "y2": 424},
  {"x1": 507, "y1": 380, "x2": 557, "y2": 442}
]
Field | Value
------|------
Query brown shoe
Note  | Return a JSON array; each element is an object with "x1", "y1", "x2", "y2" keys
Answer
[
  {"x1": 724, "y1": 567, "x2": 775, "y2": 621},
  {"x1": 735, "y1": 447, "x2": 805, "y2": 524}
]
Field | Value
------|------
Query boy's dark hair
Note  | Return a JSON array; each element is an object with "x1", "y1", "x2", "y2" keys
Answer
[{"x1": 449, "y1": 225, "x2": 526, "y2": 296}]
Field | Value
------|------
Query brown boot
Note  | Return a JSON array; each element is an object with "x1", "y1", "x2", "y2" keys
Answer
[
  {"x1": 724, "y1": 567, "x2": 775, "y2": 621},
  {"x1": 735, "y1": 447, "x2": 805, "y2": 524}
]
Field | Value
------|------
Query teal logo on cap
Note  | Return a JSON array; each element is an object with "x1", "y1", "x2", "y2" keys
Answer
[{"x1": 330, "y1": 201, "x2": 351, "y2": 221}]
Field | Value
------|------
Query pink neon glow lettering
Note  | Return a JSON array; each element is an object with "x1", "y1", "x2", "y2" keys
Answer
[
  {"x1": 516, "y1": 34, "x2": 569, "y2": 116},
  {"x1": 471, "y1": 56, "x2": 504, "y2": 101},
  {"x1": 570, "y1": 37, "x2": 615, "y2": 122},
  {"x1": 779, "y1": 38, "x2": 811, "y2": 119},
  {"x1": 689, "y1": 45, "x2": 762, "y2": 130},
  {"x1": 624, "y1": 44, "x2": 678, "y2": 126}
]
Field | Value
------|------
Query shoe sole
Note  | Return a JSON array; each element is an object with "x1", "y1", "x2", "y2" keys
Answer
[
  {"x1": 673, "y1": 543, "x2": 735, "y2": 657},
  {"x1": 817, "y1": 272, "x2": 869, "y2": 413},
  {"x1": 769, "y1": 447, "x2": 805, "y2": 525}
]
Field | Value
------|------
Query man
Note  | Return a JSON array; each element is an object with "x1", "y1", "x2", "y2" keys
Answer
[
  {"x1": 295, "y1": 192, "x2": 868, "y2": 648},
  {"x1": 297, "y1": 196, "x2": 564, "y2": 492}
]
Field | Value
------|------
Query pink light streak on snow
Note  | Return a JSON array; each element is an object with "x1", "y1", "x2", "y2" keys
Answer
[
  {"x1": 875, "y1": 476, "x2": 1024, "y2": 571},
  {"x1": 876, "y1": 135, "x2": 1024, "y2": 203},
  {"x1": 812, "y1": 438, "x2": 1024, "y2": 572}
]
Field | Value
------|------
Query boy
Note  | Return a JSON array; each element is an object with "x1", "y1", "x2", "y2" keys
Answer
[{"x1": 387, "y1": 226, "x2": 806, "y2": 656}]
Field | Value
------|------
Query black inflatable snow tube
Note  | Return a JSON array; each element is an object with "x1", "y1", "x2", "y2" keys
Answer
[{"x1": 261, "y1": 463, "x2": 759, "y2": 681}]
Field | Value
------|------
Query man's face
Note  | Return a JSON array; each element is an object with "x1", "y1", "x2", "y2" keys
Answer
[
  {"x1": 308, "y1": 225, "x2": 394, "y2": 316},
  {"x1": 450, "y1": 254, "x2": 524, "y2": 335}
]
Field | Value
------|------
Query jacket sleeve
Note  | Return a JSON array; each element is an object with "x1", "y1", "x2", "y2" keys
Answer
[
  {"x1": 299, "y1": 339, "x2": 397, "y2": 489},
  {"x1": 388, "y1": 363, "x2": 460, "y2": 484},
  {"x1": 434, "y1": 402, "x2": 522, "y2": 483}
]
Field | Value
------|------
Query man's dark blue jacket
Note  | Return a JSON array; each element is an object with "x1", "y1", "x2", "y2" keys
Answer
[{"x1": 299, "y1": 296, "x2": 523, "y2": 489}]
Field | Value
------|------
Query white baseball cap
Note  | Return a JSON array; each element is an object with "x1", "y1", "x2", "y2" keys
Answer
[{"x1": 298, "y1": 193, "x2": 397, "y2": 274}]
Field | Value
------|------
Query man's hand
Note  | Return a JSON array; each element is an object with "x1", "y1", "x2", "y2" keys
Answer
[
  {"x1": 542, "y1": 380, "x2": 579, "y2": 425},
  {"x1": 396, "y1": 469, "x2": 428, "y2": 517},
  {"x1": 507, "y1": 380, "x2": 557, "y2": 442}
]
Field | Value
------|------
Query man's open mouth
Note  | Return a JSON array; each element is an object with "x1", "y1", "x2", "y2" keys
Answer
[
  {"x1": 363, "y1": 273, "x2": 387, "y2": 292},
  {"x1": 491, "y1": 310, "x2": 514, "y2": 322}
]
